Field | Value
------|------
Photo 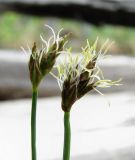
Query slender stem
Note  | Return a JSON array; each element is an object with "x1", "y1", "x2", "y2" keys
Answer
[
  {"x1": 63, "y1": 112, "x2": 71, "y2": 160},
  {"x1": 31, "y1": 87, "x2": 38, "y2": 160}
]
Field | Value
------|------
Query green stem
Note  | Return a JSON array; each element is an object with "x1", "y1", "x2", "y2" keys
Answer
[
  {"x1": 63, "y1": 112, "x2": 71, "y2": 160},
  {"x1": 31, "y1": 87, "x2": 38, "y2": 160}
]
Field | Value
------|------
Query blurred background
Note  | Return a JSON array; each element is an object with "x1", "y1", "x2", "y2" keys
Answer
[{"x1": 0, "y1": 0, "x2": 135, "y2": 160}]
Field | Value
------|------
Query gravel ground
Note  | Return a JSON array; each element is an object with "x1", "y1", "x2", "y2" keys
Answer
[{"x1": 0, "y1": 93, "x2": 135, "y2": 160}]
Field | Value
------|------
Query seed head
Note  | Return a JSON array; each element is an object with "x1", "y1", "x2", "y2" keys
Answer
[
  {"x1": 27, "y1": 26, "x2": 69, "y2": 89},
  {"x1": 53, "y1": 39, "x2": 121, "y2": 112}
]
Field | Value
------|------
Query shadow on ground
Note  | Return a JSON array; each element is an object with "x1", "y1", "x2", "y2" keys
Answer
[{"x1": 53, "y1": 146, "x2": 135, "y2": 160}]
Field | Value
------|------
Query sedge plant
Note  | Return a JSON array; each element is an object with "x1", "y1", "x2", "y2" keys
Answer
[
  {"x1": 52, "y1": 39, "x2": 121, "y2": 160},
  {"x1": 24, "y1": 25, "x2": 69, "y2": 160}
]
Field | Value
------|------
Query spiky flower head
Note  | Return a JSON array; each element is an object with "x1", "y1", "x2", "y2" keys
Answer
[
  {"x1": 26, "y1": 25, "x2": 69, "y2": 89},
  {"x1": 53, "y1": 39, "x2": 121, "y2": 112}
]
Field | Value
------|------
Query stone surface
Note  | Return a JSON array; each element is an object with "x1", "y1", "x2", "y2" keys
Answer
[
  {"x1": 0, "y1": 50, "x2": 59, "y2": 99},
  {"x1": 0, "y1": 50, "x2": 135, "y2": 99},
  {"x1": 0, "y1": 93, "x2": 135, "y2": 159}
]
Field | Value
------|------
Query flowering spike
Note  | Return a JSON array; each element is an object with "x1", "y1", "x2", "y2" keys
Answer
[
  {"x1": 27, "y1": 26, "x2": 69, "y2": 89},
  {"x1": 29, "y1": 42, "x2": 42, "y2": 89},
  {"x1": 54, "y1": 39, "x2": 121, "y2": 112}
]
